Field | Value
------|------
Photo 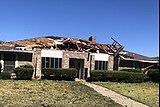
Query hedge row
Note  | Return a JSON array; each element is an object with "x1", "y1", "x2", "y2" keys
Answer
[
  {"x1": 89, "y1": 70, "x2": 149, "y2": 83},
  {"x1": 42, "y1": 68, "x2": 77, "y2": 81},
  {"x1": 120, "y1": 68, "x2": 143, "y2": 73},
  {"x1": 147, "y1": 69, "x2": 159, "y2": 83}
]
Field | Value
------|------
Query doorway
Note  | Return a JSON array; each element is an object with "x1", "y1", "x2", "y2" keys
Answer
[{"x1": 69, "y1": 58, "x2": 84, "y2": 79}]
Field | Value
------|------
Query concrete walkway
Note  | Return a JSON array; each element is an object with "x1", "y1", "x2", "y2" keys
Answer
[{"x1": 82, "y1": 82, "x2": 149, "y2": 107}]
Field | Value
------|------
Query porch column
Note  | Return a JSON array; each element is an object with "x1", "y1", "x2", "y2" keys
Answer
[
  {"x1": 113, "y1": 56, "x2": 120, "y2": 70},
  {"x1": 0, "y1": 53, "x2": 4, "y2": 72},
  {"x1": 108, "y1": 55, "x2": 114, "y2": 70},
  {"x1": 32, "y1": 49, "x2": 41, "y2": 79},
  {"x1": 15, "y1": 54, "x2": 18, "y2": 68}
]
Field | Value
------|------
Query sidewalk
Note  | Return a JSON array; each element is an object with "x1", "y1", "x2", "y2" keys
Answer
[{"x1": 82, "y1": 82, "x2": 149, "y2": 107}]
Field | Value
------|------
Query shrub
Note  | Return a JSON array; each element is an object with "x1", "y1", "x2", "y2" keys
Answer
[
  {"x1": 43, "y1": 68, "x2": 56, "y2": 80},
  {"x1": 43, "y1": 68, "x2": 77, "y2": 81},
  {"x1": 89, "y1": 70, "x2": 148, "y2": 83},
  {"x1": 14, "y1": 65, "x2": 34, "y2": 80},
  {"x1": 120, "y1": 68, "x2": 143, "y2": 73},
  {"x1": 147, "y1": 69, "x2": 159, "y2": 83},
  {"x1": 19, "y1": 64, "x2": 33, "y2": 69},
  {"x1": 0, "y1": 72, "x2": 11, "y2": 79}
]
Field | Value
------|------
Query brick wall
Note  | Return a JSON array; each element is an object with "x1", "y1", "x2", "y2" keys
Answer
[
  {"x1": 32, "y1": 49, "x2": 41, "y2": 79},
  {"x1": 108, "y1": 55, "x2": 114, "y2": 70},
  {"x1": 62, "y1": 51, "x2": 94, "y2": 78}
]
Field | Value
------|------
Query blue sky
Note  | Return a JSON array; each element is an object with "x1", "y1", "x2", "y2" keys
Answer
[{"x1": 0, "y1": 0, "x2": 159, "y2": 57}]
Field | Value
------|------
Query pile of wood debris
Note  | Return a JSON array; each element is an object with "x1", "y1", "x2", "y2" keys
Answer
[{"x1": 0, "y1": 36, "x2": 124, "y2": 54}]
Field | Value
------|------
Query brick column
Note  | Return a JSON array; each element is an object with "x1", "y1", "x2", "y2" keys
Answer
[
  {"x1": 108, "y1": 55, "x2": 114, "y2": 70},
  {"x1": 32, "y1": 49, "x2": 41, "y2": 79}
]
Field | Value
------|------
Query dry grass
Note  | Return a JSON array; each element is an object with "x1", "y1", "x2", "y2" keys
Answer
[
  {"x1": 94, "y1": 82, "x2": 159, "y2": 107},
  {"x1": 0, "y1": 80, "x2": 122, "y2": 107}
]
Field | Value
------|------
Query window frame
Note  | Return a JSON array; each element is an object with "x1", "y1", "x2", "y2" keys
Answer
[
  {"x1": 41, "y1": 57, "x2": 62, "y2": 69},
  {"x1": 95, "y1": 60, "x2": 108, "y2": 70}
]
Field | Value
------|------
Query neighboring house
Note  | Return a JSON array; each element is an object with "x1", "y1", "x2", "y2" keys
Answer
[
  {"x1": 0, "y1": 36, "x2": 159, "y2": 79},
  {"x1": 119, "y1": 51, "x2": 159, "y2": 70}
]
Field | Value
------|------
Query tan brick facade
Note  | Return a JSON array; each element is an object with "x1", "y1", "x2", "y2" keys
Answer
[
  {"x1": 31, "y1": 50, "x2": 114, "y2": 79},
  {"x1": 32, "y1": 49, "x2": 41, "y2": 79},
  {"x1": 108, "y1": 55, "x2": 114, "y2": 70},
  {"x1": 62, "y1": 51, "x2": 95, "y2": 78}
]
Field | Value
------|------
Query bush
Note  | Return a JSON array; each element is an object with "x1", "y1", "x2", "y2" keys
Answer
[
  {"x1": 43, "y1": 68, "x2": 56, "y2": 80},
  {"x1": 147, "y1": 69, "x2": 159, "y2": 83},
  {"x1": 89, "y1": 70, "x2": 149, "y2": 83},
  {"x1": 19, "y1": 64, "x2": 33, "y2": 69},
  {"x1": 43, "y1": 68, "x2": 77, "y2": 81},
  {"x1": 0, "y1": 72, "x2": 11, "y2": 79},
  {"x1": 14, "y1": 65, "x2": 34, "y2": 80},
  {"x1": 120, "y1": 68, "x2": 143, "y2": 73}
]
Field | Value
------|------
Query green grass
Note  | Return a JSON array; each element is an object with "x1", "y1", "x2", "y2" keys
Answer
[
  {"x1": 0, "y1": 80, "x2": 122, "y2": 107},
  {"x1": 94, "y1": 82, "x2": 159, "y2": 107}
]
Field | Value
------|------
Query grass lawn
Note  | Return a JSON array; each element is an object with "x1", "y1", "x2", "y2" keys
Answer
[
  {"x1": 0, "y1": 80, "x2": 122, "y2": 107},
  {"x1": 94, "y1": 82, "x2": 159, "y2": 107}
]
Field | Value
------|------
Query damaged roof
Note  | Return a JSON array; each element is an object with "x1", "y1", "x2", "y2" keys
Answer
[
  {"x1": 121, "y1": 51, "x2": 159, "y2": 61},
  {"x1": 0, "y1": 36, "x2": 122, "y2": 54},
  {"x1": 0, "y1": 35, "x2": 158, "y2": 62}
]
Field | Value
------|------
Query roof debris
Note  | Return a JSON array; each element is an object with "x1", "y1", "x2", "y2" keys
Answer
[
  {"x1": 0, "y1": 36, "x2": 123, "y2": 54},
  {"x1": 0, "y1": 36, "x2": 158, "y2": 61}
]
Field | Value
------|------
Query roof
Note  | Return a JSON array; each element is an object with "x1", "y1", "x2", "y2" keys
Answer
[
  {"x1": 0, "y1": 36, "x2": 120, "y2": 54},
  {"x1": 121, "y1": 51, "x2": 159, "y2": 62},
  {"x1": 0, "y1": 36, "x2": 158, "y2": 62}
]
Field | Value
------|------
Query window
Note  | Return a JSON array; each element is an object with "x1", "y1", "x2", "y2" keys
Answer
[
  {"x1": 42, "y1": 57, "x2": 62, "y2": 68},
  {"x1": 95, "y1": 60, "x2": 108, "y2": 70},
  {"x1": 51, "y1": 58, "x2": 55, "y2": 68},
  {"x1": 18, "y1": 53, "x2": 32, "y2": 61},
  {"x1": 4, "y1": 53, "x2": 15, "y2": 71}
]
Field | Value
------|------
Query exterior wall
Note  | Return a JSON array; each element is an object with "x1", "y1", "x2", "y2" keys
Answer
[
  {"x1": 39, "y1": 50, "x2": 94, "y2": 79},
  {"x1": 90, "y1": 55, "x2": 95, "y2": 71},
  {"x1": 108, "y1": 55, "x2": 114, "y2": 70},
  {"x1": 0, "y1": 49, "x2": 115, "y2": 79},
  {"x1": 91, "y1": 53, "x2": 114, "y2": 70},
  {"x1": 16, "y1": 53, "x2": 33, "y2": 68},
  {"x1": 32, "y1": 49, "x2": 41, "y2": 79},
  {"x1": 41, "y1": 49, "x2": 63, "y2": 58},
  {"x1": 62, "y1": 51, "x2": 93, "y2": 78},
  {"x1": 91, "y1": 53, "x2": 109, "y2": 61},
  {"x1": 119, "y1": 59, "x2": 159, "y2": 70},
  {"x1": 0, "y1": 52, "x2": 33, "y2": 72}
]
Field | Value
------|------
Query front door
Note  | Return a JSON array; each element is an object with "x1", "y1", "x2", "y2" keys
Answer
[
  {"x1": 69, "y1": 58, "x2": 84, "y2": 79},
  {"x1": 4, "y1": 53, "x2": 16, "y2": 71}
]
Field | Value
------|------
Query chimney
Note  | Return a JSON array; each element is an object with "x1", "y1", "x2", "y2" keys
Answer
[{"x1": 89, "y1": 36, "x2": 96, "y2": 43}]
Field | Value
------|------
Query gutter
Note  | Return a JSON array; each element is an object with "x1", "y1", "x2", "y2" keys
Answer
[{"x1": 0, "y1": 49, "x2": 33, "y2": 53}]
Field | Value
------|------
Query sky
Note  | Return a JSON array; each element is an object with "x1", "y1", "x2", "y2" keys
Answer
[{"x1": 0, "y1": 0, "x2": 159, "y2": 57}]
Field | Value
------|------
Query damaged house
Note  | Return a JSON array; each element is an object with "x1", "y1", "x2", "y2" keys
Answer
[{"x1": 0, "y1": 36, "x2": 159, "y2": 79}]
